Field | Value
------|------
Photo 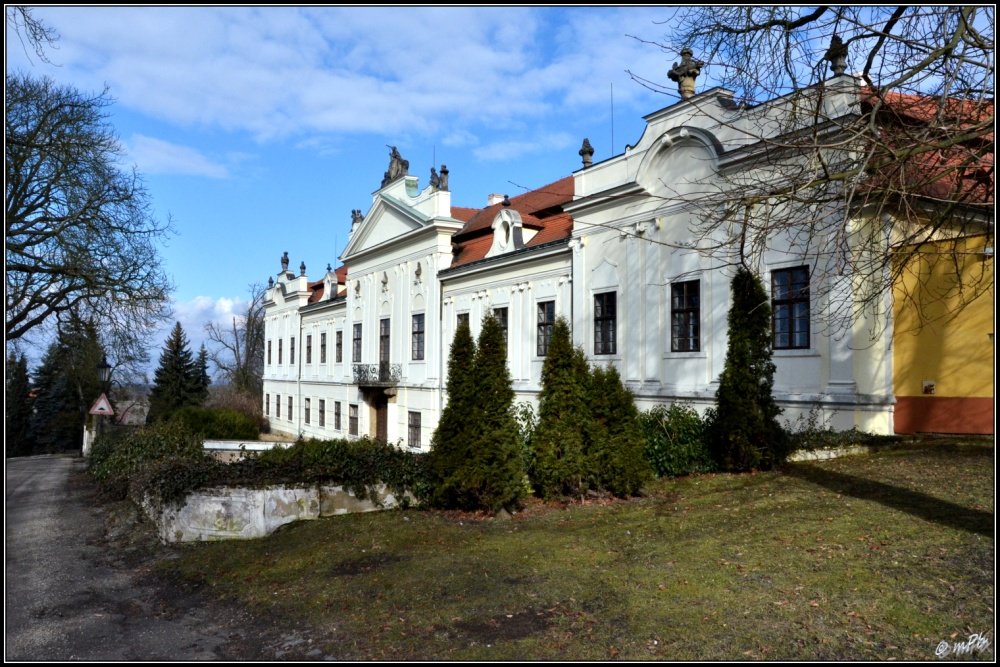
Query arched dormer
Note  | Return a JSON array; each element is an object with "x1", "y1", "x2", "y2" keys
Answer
[
  {"x1": 636, "y1": 126, "x2": 722, "y2": 200},
  {"x1": 485, "y1": 207, "x2": 525, "y2": 258}
]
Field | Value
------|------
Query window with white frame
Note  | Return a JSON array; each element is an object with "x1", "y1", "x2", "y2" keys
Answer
[
  {"x1": 537, "y1": 301, "x2": 555, "y2": 356},
  {"x1": 349, "y1": 404, "x2": 358, "y2": 435},
  {"x1": 408, "y1": 411, "x2": 421, "y2": 448},
  {"x1": 671, "y1": 280, "x2": 700, "y2": 352},
  {"x1": 594, "y1": 292, "x2": 616, "y2": 355},
  {"x1": 771, "y1": 266, "x2": 810, "y2": 349},
  {"x1": 412, "y1": 314, "x2": 425, "y2": 360}
]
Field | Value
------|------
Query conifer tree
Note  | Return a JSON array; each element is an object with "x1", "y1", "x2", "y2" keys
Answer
[
  {"x1": 531, "y1": 317, "x2": 591, "y2": 498},
  {"x1": 426, "y1": 318, "x2": 479, "y2": 507},
  {"x1": 6, "y1": 353, "x2": 35, "y2": 457},
  {"x1": 460, "y1": 313, "x2": 525, "y2": 511},
  {"x1": 586, "y1": 364, "x2": 652, "y2": 496},
  {"x1": 29, "y1": 313, "x2": 104, "y2": 452},
  {"x1": 147, "y1": 322, "x2": 203, "y2": 423},
  {"x1": 194, "y1": 344, "x2": 212, "y2": 402},
  {"x1": 706, "y1": 266, "x2": 789, "y2": 471}
]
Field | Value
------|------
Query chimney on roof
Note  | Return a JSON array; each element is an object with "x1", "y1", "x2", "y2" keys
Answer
[
  {"x1": 668, "y1": 47, "x2": 704, "y2": 100},
  {"x1": 488, "y1": 193, "x2": 505, "y2": 206}
]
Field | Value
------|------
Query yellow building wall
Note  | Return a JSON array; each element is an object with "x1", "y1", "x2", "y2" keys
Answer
[{"x1": 892, "y1": 234, "x2": 994, "y2": 433}]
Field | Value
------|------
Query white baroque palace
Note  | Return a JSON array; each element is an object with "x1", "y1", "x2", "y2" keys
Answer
[{"x1": 263, "y1": 65, "x2": 900, "y2": 448}]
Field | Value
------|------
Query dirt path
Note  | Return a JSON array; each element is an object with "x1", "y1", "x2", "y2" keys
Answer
[{"x1": 4, "y1": 455, "x2": 282, "y2": 661}]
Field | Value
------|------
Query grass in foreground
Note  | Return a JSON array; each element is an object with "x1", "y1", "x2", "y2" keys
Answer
[{"x1": 159, "y1": 439, "x2": 994, "y2": 660}]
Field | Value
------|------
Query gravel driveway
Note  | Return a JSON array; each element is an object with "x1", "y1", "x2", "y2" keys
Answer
[{"x1": 5, "y1": 455, "x2": 267, "y2": 661}]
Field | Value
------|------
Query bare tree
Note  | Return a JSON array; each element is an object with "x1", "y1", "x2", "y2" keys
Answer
[
  {"x1": 6, "y1": 73, "x2": 173, "y2": 350},
  {"x1": 630, "y1": 6, "x2": 993, "y2": 335},
  {"x1": 205, "y1": 283, "x2": 266, "y2": 396},
  {"x1": 6, "y1": 6, "x2": 59, "y2": 64}
]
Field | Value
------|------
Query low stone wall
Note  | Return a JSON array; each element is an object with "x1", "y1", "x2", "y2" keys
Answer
[
  {"x1": 143, "y1": 483, "x2": 415, "y2": 543},
  {"x1": 787, "y1": 444, "x2": 881, "y2": 462}
]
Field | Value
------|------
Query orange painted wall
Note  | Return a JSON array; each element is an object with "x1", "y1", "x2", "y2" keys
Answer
[{"x1": 892, "y1": 234, "x2": 994, "y2": 434}]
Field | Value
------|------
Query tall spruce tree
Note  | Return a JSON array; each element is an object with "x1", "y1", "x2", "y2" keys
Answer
[
  {"x1": 147, "y1": 322, "x2": 203, "y2": 423},
  {"x1": 6, "y1": 353, "x2": 35, "y2": 457},
  {"x1": 586, "y1": 364, "x2": 652, "y2": 496},
  {"x1": 194, "y1": 344, "x2": 211, "y2": 402},
  {"x1": 426, "y1": 318, "x2": 479, "y2": 507},
  {"x1": 460, "y1": 314, "x2": 525, "y2": 512},
  {"x1": 706, "y1": 266, "x2": 789, "y2": 471},
  {"x1": 531, "y1": 317, "x2": 592, "y2": 498},
  {"x1": 29, "y1": 313, "x2": 104, "y2": 452}
]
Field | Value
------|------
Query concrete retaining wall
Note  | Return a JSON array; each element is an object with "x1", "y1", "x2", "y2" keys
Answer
[{"x1": 143, "y1": 483, "x2": 414, "y2": 543}]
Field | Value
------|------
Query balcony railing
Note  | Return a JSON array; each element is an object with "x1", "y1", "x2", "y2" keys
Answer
[{"x1": 352, "y1": 362, "x2": 402, "y2": 387}]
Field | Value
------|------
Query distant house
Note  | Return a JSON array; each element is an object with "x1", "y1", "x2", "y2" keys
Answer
[{"x1": 262, "y1": 51, "x2": 993, "y2": 446}]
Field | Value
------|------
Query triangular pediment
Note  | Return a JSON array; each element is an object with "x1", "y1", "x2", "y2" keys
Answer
[{"x1": 341, "y1": 195, "x2": 429, "y2": 260}]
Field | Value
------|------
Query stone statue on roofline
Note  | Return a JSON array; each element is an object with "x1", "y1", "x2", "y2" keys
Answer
[
  {"x1": 439, "y1": 164, "x2": 449, "y2": 191},
  {"x1": 381, "y1": 145, "x2": 410, "y2": 187},
  {"x1": 430, "y1": 166, "x2": 440, "y2": 189}
]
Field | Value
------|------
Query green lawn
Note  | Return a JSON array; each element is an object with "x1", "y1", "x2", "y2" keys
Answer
[{"x1": 160, "y1": 439, "x2": 994, "y2": 660}]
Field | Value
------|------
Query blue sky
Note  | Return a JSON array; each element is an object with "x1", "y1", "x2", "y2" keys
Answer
[{"x1": 7, "y1": 6, "x2": 689, "y2": 371}]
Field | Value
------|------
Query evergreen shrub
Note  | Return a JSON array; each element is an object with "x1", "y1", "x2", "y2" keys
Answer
[
  {"x1": 586, "y1": 365, "x2": 652, "y2": 496},
  {"x1": 705, "y1": 267, "x2": 790, "y2": 471},
  {"x1": 169, "y1": 406, "x2": 259, "y2": 441},
  {"x1": 640, "y1": 403, "x2": 715, "y2": 477}
]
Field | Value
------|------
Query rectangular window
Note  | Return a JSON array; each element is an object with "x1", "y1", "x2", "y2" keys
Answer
[
  {"x1": 320, "y1": 332, "x2": 327, "y2": 364},
  {"x1": 287, "y1": 396, "x2": 293, "y2": 421},
  {"x1": 349, "y1": 404, "x2": 359, "y2": 436},
  {"x1": 267, "y1": 340, "x2": 272, "y2": 365},
  {"x1": 537, "y1": 301, "x2": 555, "y2": 356},
  {"x1": 457, "y1": 312, "x2": 469, "y2": 328},
  {"x1": 276, "y1": 394, "x2": 281, "y2": 419},
  {"x1": 265, "y1": 393, "x2": 270, "y2": 416},
  {"x1": 379, "y1": 318, "x2": 390, "y2": 363},
  {"x1": 671, "y1": 280, "x2": 701, "y2": 352},
  {"x1": 412, "y1": 314, "x2": 425, "y2": 360},
  {"x1": 278, "y1": 339, "x2": 283, "y2": 364},
  {"x1": 335, "y1": 401, "x2": 342, "y2": 430},
  {"x1": 319, "y1": 399, "x2": 325, "y2": 427},
  {"x1": 594, "y1": 292, "x2": 617, "y2": 355},
  {"x1": 306, "y1": 335, "x2": 312, "y2": 364},
  {"x1": 494, "y1": 307, "x2": 508, "y2": 346},
  {"x1": 336, "y1": 331, "x2": 343, "y2": 363},
  {"x1": 772, "y1": 266, "x2": 810, "y2": 349},
  {"x1": 408, "y1": 411, "x2": 421, "y2": 449},
  {"x1": 352, "y1": 324, "x2": 362, "y2": 361},
  {"x1": 305, "y1": 398, "x2": 311, "y2": 424},
  {"x1": 290, "y1": 337, "x2": 295, "y2": 364}
]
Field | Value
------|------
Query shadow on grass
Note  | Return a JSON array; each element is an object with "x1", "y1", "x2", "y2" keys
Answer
[{"x1": 782, "y1": 462, "x2": 993, "y2": 537}]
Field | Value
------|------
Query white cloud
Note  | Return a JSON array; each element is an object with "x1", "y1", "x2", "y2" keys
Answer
[
  {"x1": 128, "y1": 134, "x2": 229, "y2": 178},
  {"x1": 472, "y1": 132, "x2": 575, "y2": 162},
  {"x1": 18, "y1": 6, "x2": 678, "y2": 146},
  {"x1": 155, "y1": 295, "x2": 249, "y2": 359}
]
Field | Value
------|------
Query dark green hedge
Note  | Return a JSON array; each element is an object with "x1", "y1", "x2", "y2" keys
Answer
[
  {"x1": 91, "y1": 427, "x2": 428, "y2": 507},
  {"x1": 639, "y1": 404, "x2": 715, "y2": 478},
  {"x1": 169, "y1": 406, "x2": 259, "y2": 441}
]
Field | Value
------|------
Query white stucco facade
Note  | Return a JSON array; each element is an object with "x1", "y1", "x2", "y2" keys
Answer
[{"x1": 262, "y1": 72, "x2": 896, "y2": 448}]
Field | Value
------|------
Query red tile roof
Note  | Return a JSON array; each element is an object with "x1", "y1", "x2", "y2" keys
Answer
[
  {"x1": 448, "y1": 176, "x2": 576, "y2": 268},
  {"x1": 451, "y1": 207, "x2": 480, "y2": 223},
  {"x1": 453, "y1": 176, "x2": 574, "y2": 240},
  {"x1": 307, "y1": 279, "x2": 324, "y2": 304},
  {"x1": 859, "y1": 88, "x2": 994, "y2": 206}
]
